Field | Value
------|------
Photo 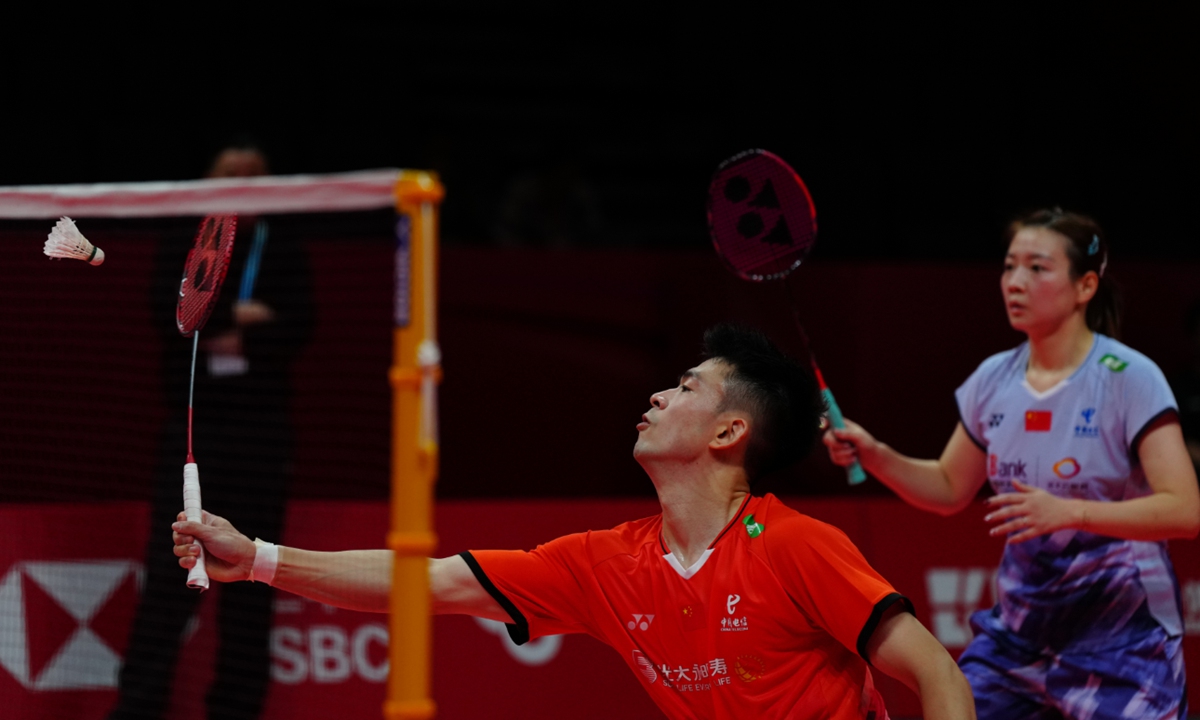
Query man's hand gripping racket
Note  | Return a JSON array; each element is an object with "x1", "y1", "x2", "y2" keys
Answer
[
  {"x1": 176, "y1": 215, "x2": 238, "y2": 589},
  {"x1": 707, "y1": 149, "x2": 867, "y2": 485}
]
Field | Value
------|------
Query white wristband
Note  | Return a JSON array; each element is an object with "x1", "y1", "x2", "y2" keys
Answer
[{"x1": 249, "y1": 539, "x2": 279, "y2": 585}]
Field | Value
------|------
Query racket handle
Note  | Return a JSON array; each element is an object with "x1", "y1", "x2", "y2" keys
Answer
[
  {"x1": 821, "y1": 388, "x2": 868, "y2": 486},
  {"x1": 183, "y1": 462, "x2": 210, "y2": 591}
]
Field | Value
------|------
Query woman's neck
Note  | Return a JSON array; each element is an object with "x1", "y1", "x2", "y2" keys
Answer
[{"x1": 1026, "y1": 315, "x2": 1094, "y2": 390}]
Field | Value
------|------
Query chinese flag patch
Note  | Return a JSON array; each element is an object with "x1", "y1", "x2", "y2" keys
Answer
[{"x1": 1024, "y1": 410, "x2": 1052, "y2": 432}]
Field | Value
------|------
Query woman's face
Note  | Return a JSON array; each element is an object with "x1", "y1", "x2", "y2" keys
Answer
[{"x1": 1002, "y1": 226, "x2": 1094, "y2": 336}]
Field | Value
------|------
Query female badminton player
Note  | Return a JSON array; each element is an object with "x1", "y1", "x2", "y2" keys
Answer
[{"x1": 824, "y1": 208, "x2": 1199, "y2": 720}]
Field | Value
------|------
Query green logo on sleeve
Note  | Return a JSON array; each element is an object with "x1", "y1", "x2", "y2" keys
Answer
[
  {"x1": 743, "y1": 514, "x2": 764, "y2": 538},
  {"x1": 1099, "y1": 354, "x2": 1128, "y2": 372}
]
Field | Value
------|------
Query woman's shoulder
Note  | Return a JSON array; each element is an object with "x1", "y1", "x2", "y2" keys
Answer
[
  {"x1": 963, "y1": 342, "x2": 1027, "y2": 387},
  {"x1": 1090, "y1": 335, "x2": 1168, "y2": 382}
]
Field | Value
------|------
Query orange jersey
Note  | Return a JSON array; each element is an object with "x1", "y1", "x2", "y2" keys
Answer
[{"x1": 465, "y1": 494, "x2": 910, "y2": 720}]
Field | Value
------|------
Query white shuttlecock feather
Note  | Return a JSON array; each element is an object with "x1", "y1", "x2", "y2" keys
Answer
[{"x1": 44, "y1": 217, "x2": 105, "y2": 266}]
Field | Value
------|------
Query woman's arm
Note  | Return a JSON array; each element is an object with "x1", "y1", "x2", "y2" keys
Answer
[
  {"x1": 825, "y1": 421, "x2": 989, "y2": 515},
  {"x1": 987, "y1": 415, "x2": 1200, "y2": 542}
]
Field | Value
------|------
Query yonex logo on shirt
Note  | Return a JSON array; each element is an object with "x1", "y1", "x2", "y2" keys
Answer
[
  {"x1": 1099, "y1": 354, "x2": 1128, "y2": 372},
  {"x1": 627, "y1": 614, "x2": 655, "y2": 631},
  {"x1": 988, "y1": 413, "x2": 1004, "y2": 428}
]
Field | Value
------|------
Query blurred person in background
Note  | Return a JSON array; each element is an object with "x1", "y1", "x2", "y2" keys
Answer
[{"x1": 109, "y1": 140, "x2": 313, "y2": 720}]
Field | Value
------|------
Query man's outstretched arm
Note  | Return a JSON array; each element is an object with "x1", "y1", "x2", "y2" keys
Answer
[
  {"x1": 172, "y1": 511, "x2": 508, "y2": 621},
  {"x1": 867, "y1": 603, "x2": 976, "y2": 720}
]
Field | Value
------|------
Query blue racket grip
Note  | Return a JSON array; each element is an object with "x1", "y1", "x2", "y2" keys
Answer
[{"x1": 822, "y1": 388, "x2": 867, "y2": 485}]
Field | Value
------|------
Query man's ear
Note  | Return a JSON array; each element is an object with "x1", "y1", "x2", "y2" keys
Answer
[{"x1": 711, "y1": 416, "x2": 749, "y2": 450}]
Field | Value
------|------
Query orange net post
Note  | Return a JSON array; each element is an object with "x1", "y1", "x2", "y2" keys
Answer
[{"x1": 385, "y1": 171, "x2": 444, "y2": 720}]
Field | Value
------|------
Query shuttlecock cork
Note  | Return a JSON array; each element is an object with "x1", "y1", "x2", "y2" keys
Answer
[{"x1": 44, "y1": 217, "x2": 105, "y2": 265}]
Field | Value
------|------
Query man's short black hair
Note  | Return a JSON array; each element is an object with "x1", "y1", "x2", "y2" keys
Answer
[{"x1": 702, "y1": 323, "x2": 825, "y2": 481}]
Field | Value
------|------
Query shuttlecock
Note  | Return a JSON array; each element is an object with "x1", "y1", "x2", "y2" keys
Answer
[{"x1": 44, "y1": 217, "x2": 104, "y2": 266}]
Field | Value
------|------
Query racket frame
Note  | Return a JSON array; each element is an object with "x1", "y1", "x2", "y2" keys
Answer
[
  {"x1": 175, "y1": 215, "x2": 239, "y2": 590},
  {"x1": 707, "y1": 151, "x2": 867, "y2": 485}
]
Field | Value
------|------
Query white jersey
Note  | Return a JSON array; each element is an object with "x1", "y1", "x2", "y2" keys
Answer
[{"x1": 956, "y1": 333, "x2": 1183, "y2": 648}]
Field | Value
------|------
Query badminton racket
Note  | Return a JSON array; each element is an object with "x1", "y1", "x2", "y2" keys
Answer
[
  {"x1": 176, "y1": 214, "x2": 238, "y2": 589},
  {"x1": 706, "y1": 149, "x2": 866, "y2": 485}
]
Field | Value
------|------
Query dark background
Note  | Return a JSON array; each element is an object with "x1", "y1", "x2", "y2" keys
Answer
[
  {"x1": 2, "y1": 5, "x2": 1195, "y2": 257},
  {"x1": 2, "y1": 6, "x2": 1198, "y2": 501}
]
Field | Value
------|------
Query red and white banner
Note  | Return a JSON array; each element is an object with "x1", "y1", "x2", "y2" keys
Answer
[{"x1": 3, "y1": 499, "x2": 1198, "y2": 719}]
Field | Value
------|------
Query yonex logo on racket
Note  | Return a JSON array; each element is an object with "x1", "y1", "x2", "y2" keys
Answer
[{"x1": 707, "y1": 149, "x2": 817, "y2": 282}]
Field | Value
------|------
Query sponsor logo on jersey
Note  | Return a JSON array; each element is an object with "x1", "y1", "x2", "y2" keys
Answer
[
  {"x1": 988, "y1": 454, "x2": 1027, "y2": 479},
  {"x1": 1099, "y1": 354, "x2": 1128, "y2": 372},
  {"x1": 1074, "y1": 407, "x2": 1100, "y2": 438},
  {"x1": 733, "y1": 655, "x2": 767, "y2": 682},
  {"x1": 1024, "y1": 410, "x2": 1052, "y2": 432},
  {"x1": 720, "y1": 594, "x2": 749, "y2": 632},
  {"x1": 742, "y1": 515, "x2": 764, "y2": 538},
  {"x1": 626, "y1": 613, "x2": 655, "y2": 631},
  {"x1": 632, "y1": 650, "x2": 658, "y2": 683},
  {"x1": 988, "y1": 413, "x2": 1004, "y2": 428},
  {"x1": 720, "y1": 616, "x2": 749, "y2": 632},
  {"x1": 658, "y1": 657, "x2": 732, "y2": 691},
  {"x1": 1052, "y1": 457, "x2": 1081, "y2": 479}
]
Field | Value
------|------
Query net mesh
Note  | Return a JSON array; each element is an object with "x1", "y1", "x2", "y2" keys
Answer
[
  {"x1": 0, "y1": 176, "x2": 402, "y2": 720},
  {"x1": 707, "y1": 149, "x2": 817, "y2": 281}
]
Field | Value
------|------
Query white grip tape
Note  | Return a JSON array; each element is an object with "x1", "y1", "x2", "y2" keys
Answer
[{"x1": 183, "y1": 462, "x2": 209, "y2": 591}]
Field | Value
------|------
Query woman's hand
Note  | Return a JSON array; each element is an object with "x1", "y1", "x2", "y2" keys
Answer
[
  {"x1": 985, "y1": 479, "x2": 1082, "y2": 543},
  {"x1": 822, "y1": 418, "x2": 881, "y2": 470}
]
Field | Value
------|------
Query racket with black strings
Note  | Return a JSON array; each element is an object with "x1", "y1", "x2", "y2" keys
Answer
[
  {"x1": 176, "y1": 214, "x2": 238, "y2": 588},
  {"x1": 707, "y1": 149, "x2": 867, "y2": 485}
]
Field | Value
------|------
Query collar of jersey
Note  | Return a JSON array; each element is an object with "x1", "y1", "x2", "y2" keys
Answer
[
  {"x1": 1018, "y1": 333, "x2": 1100, "y2": 401},
  {"x1": 657, "y1": 494, "x2": 755, "y2": 578}
]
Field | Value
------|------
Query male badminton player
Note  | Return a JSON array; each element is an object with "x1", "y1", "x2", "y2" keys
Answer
[{"x1": 174, "y1": 324, "x2": 974, "y2": 719}]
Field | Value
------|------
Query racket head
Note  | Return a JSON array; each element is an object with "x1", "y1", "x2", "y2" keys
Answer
[
  {"x1": 176, "y1": 215, "x2": 238, "y2": 336},
  {"x1": 707, "y1": 149, "x2": 817, "y2": 282}
]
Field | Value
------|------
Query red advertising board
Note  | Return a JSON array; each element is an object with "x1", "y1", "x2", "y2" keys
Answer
[{"x1": 3, "y1": 499, "x2": 1199, "y2": 719}]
